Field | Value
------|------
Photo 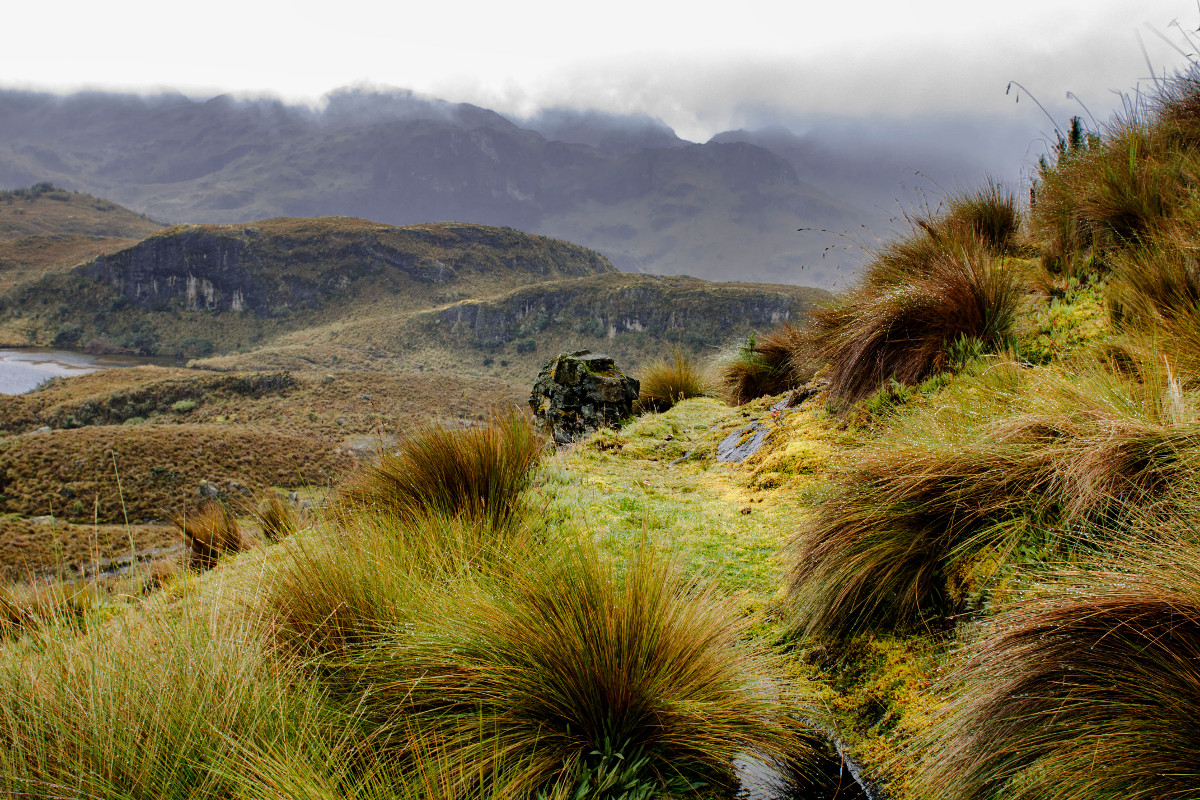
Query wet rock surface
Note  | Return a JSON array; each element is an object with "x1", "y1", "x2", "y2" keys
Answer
[
  {"x1": 529, "y1": 350, "x2": 639, "y2": 443},
  {"x1": 716, "y1": 386, "x2": 818, "y2": 463}
]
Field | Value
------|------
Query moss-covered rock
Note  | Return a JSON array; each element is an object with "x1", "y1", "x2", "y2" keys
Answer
[{"x1": 529, "y1": 350, "x2": 639, "y2": 443}]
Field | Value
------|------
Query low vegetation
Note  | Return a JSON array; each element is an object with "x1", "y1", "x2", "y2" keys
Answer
[
  {"x1": 635, "y1": 347, "x2": 709, "y2": 411},
  {"x1": 11, "y1": 64, "x2": 1200, "y2": 800},
  {"x1": 907, "y1": 530, "x2": 1200, "y2": 799},
  {"x1": 335, "y1": 406, "x2": 545, "y2": 529},
  {"x1": 715, "y1": 325, "x2": 810, "y2": 405},
  {"x1": 175, "y1": 501, "x2": 243, "y2": 570}
]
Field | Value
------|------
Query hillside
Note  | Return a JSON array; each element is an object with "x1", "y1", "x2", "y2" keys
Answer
[
  {"x1": 0, "y1": 214, "x2": 829, "y2": 375},
  {"x1": 0, "y1": 184, "x2": 166, "y2": 292},
  {"x1": 0, "y1": 88, "x2": 864, "y2": 286},
  {"x1": 11, "y1": 67, "x2": 1200, "y2": 799}
]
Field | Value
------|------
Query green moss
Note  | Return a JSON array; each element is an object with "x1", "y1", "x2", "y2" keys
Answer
[{"x1": 1014, "y1": 278, "x2": 1110, "y2": 364}]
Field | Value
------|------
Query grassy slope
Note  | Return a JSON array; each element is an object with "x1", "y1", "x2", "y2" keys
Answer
[
  {"x1": 0, "y1": 213, "x2": 828, "y2": 380},
  {"x1": 0, "y1": 186, "x2": 166, "y2": 291},
  {"x1": 198, "y1": 272, "x2": 828, "y2": 383}
]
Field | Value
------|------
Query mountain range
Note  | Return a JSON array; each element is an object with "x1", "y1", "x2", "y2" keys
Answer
[{"x1": 0, "y1": 87, "x2": 1030, "y2": 288}]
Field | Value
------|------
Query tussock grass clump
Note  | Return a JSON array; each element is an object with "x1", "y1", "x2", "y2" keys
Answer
[
  {"x1": 0, "y1": 596, "x2": 331, "y2": 800},
  {"x1": 908, "y1": 534, "x2": 1200, "y2": 800},
  {"x1": 268, "y1": 511, "x2": 530, "y2": 660},
  {"x1": 943, "y1": 176, "x2": 1023, "y2": 253},
  {"x1": 345, "y1": 544, "x2": 810, "y2": 797},
  {"x1": 635, "y1": 347, "x2": 709, "y2": 412},
  {"x1": 786, "y1": 362, "x2": 1200, "y2": 637},
  {"x1": 716, "y1": 325, "x2": 808, "y2": 405},
  {"x1": 336, "y1": 407, "x2": 544, "y2": 529},
  {"x1": 807, "y1": 231, "x2": 1019, "y2": 410},
  {"x1": 176, "y1": 501, "x2": 243, "y2": 570},
  {"x1": 255, "y1": 493, "x2": 300, "y2": 543}
]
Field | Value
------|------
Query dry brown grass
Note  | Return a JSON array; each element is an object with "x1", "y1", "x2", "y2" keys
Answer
[
  {"x1": 0, "y1": 187, "x2": 163, "y2": 241},
  {"x1": 0, "y1": 366, "x2": 527, "y2": 440},
  {"x1": 0, "y1": 424, "x2": 351, "y2": 524},
  {"x1": 715, "y1": 325, "x2": 811, "y2": 405},
  {"x1": 634, "y1": 348, "x2": 709, "y2": 412},
  {"x1": 0, "y1": 234, "x2": 142, "y2": 292},
  {"x1": 175, "y1": 502, "x2": 243, "y2": 570},
  {"x1": 0, "y1": 517, "x2": 178, "y2": 582},
  {"x1": 806, "y1": 232, "x2": 1018, "y2": 410},
  {"x1": 908, "y1": 532, "x2": 1200, "y2": 799},
  {"x1": 335, "y1": 407, "x2": 545, "y2": 530}
]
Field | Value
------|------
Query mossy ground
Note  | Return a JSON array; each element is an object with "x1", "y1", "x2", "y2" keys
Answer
[{"x1": 535, "y1": 395, "x2": 940, "y2": 788}]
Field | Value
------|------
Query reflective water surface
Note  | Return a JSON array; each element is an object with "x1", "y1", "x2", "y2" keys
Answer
[{"x1": 0, "y1": 349, "x2": 179, "y2": 394}]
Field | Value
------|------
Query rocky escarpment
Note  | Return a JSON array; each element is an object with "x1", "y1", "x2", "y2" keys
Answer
[
  {"x1": 73, "y1": 219, "x2": 616, "y2": 316},
  {"x1": 433, "y1": 273, "x2": 829, "y2": 349}
]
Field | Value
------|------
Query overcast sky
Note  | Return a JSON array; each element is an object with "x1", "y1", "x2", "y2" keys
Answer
[{"x1": 4, "y1": 0, "x2": 1197, "y2": 141}]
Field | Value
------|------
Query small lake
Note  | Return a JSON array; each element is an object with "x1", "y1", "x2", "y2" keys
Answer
[{"x1": 0, "y1": 349, "x2": 182, "y2": 395}]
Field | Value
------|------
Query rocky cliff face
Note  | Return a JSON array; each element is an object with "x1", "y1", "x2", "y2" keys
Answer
[
  {"x1": 78, "y1": 228, "x2": 259, "y2": 313},
  {"x1": 434, "y1": 274, "x2": 816, "y2": 349},
  {"x1": 70, "y1": 219, "x2": 616, "y2": 317}
]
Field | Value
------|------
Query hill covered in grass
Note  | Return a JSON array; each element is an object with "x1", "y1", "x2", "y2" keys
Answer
[
  {"x1": 0, "y1": 183, "x2": 165, "y2": 292},
  {"x1": 0, "y1": 212, "x2": 830, "y2": 375}
]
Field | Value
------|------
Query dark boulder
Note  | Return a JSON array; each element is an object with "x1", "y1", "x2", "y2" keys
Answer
[{"x1": 529, "y1": 350, "x2": 639, "y2": 443}]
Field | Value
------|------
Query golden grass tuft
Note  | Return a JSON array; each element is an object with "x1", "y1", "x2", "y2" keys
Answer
[
  {"x1": 175, "y1": 502, "x2": 243, "y2": 570},
  {"x1": 634, "y1": 347, "x2": 709, "y2": 412},
  {"x1": 715, "y1": 325, "x2": 809, "y2": 405},
  {"x1": 806, "y1": 230, "x2": 1019, "y2": 410},
  {"x1": 342, "y1": 543, "x2": 814, "y2": 797},
  {"x1": 785, "y1": 360, "x2": 1200, "y2": 637},
  {"x1": 907, "y1": 532, "x2": 1200, "y2": 799},
  {"x1": 335, "y1": 407, "x2": 545, "y2": 530}
]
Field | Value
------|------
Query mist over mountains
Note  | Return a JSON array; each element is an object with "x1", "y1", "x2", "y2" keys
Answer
[{"x1": 0, "y1": 86, "x2": 1038, "y2": 287}]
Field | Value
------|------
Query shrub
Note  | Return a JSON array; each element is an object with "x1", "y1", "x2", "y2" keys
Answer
[
  {"x1": 343, "y1": 544, "x2": 812, "y2": 797},
  {"x1": 806, "y1": 231, "x2": 1018, "y2": 410},
  {"x1": 908, "y1": 533, "x2": 1200, "y2": 799},
  {"x1": 175, "y1": 502, "x2": 243, "y2": 570},
  {"x1": 635, "y1": 347, "x2": 708, "y2": 412},
  {"x1": 172, "y1": 399, "x2": 198, "y2": 413},
  {"x1": 785, "y1": 361, "x2": 1200, "y2": 637},
  {"x1": 335, "y1": 407, "x2": 545, "y2": 530}
]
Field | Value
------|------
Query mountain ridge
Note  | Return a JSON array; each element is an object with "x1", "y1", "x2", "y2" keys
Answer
[{"x1": 0, "y1": 87, "x2": 864, "y2": 286}]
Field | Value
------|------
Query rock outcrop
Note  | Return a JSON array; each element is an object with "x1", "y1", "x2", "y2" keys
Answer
[{"x1": 529, "y1": 351, "x2": 639, "y2": 443}]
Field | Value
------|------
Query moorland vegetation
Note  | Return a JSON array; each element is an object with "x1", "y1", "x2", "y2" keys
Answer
[{"x1": 6, "y1": 65, "x2": 1200, "y2": 799}]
